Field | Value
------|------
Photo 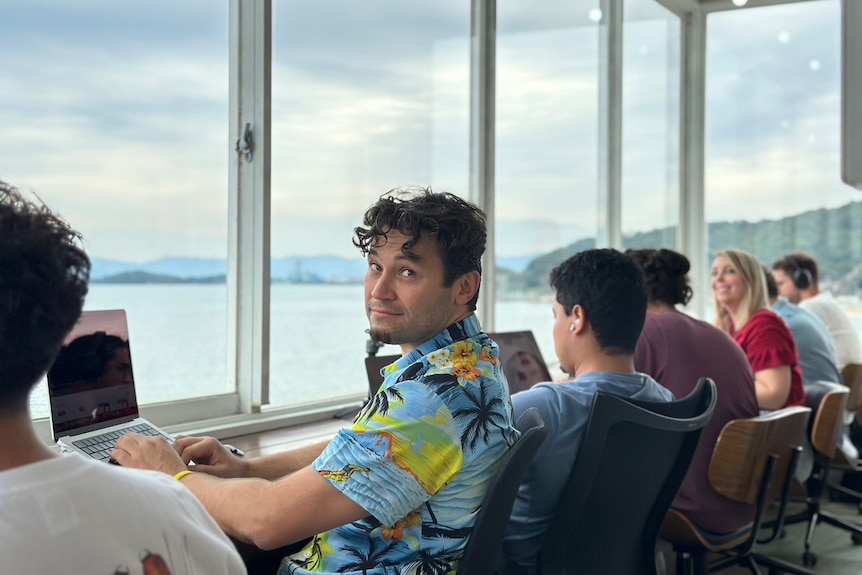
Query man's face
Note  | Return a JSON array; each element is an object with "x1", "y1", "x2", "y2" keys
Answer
[
  {"x1": 365, "y1": 231, "x2": 460, "y2": 355},
  {"x1": 772, "y1": 268, "x2": 802, "y2": 304},
  {"x1": 97, "y1": 348, "x2": 133, "y2": 387}
]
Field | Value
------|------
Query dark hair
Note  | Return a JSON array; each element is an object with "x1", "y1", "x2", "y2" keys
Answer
[
  {"x1": 763, "y1": 265, "x2": 779, "y2": 300},
  {"x1": 0, "y1": 181, "x2": 90, "y2": 415},
  {"x1": 353, "y1": 187, "x2": 487, "y2": 310},
  {"x1": 772, "y1": 252, "x2": 819, "y2": 288},
  {"x1": 550, "y1": 248, "x2": 647, "y2": 355},
  {"x1": 625, "y1": 248, "x2": 693, "y2": 306},
  {"x1": 47, "y1": 333, "x2": 129, "y2": 388}
]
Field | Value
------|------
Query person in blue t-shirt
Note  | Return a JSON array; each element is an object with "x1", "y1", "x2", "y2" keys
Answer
[{"x1": 503, "y1": 249, "x2": 674, "y2": 573}]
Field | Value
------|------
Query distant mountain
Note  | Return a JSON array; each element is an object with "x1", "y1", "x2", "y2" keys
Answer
[
  {"x1": 93, "y1": 271, "x2": 225, "y2": 284},
  {"x1": 506, "y1": 201, "x2": 862, "y2": 294}
]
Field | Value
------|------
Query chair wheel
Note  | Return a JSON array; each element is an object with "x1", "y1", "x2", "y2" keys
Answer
[
  {"x1": 852, "y1": 531, "x2": 862, "y2": 545},
  {"x1": 802, "y1": 550, "x2": 817, "y2": 566}
]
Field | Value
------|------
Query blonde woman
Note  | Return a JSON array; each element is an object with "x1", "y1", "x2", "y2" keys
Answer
[{"x1": 711, "y1": 249, "x2": 806, "y2": 410}]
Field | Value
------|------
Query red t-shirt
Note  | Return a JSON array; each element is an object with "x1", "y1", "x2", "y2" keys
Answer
[{"x1": 732, "y1": 309, "x2": 806, "y2": 408}]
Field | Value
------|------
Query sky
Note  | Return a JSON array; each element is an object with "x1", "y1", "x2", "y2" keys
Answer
[{"x1": 1, "y1": 0, "x2": 858, "y2": 262}]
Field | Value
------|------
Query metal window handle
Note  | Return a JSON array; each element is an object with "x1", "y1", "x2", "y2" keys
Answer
[{"x1": 235, "y1": 122, "x2": 255, "y2": 162}]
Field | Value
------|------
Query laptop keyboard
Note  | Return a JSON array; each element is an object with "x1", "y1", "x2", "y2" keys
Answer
[{"x1": 71, "y1": 423, "x2": 174, "y2": 461}]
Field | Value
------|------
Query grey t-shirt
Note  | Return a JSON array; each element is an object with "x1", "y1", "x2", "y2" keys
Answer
[{"x1": 504, "y1": 372, "x2": 674, "y2": 570}]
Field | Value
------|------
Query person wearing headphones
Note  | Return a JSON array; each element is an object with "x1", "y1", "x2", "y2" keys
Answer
[{"x1": 772, "y1": 253, "x2": 862, "y2": 370}]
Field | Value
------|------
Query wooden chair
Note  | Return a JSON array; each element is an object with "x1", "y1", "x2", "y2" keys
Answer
[
  {"x1": 534, "y1": 377, "x2": 716, "y2": 575},
  {"x1": 828, "y1": 363, "x2": 862, "y2": 510},
  {"x1": 661, "y1": 406, "x2": 812, "y2": 575},
  {"x1": 780, "y1": 381, "x2": 860, "y2": 567}
]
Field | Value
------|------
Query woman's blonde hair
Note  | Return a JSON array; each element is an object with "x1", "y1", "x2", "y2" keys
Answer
[{"x1": 712, "y1": 249, "x2": 769, "y2": 332}]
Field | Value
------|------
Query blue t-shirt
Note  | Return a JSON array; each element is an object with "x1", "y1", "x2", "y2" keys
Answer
[
  {"x1": 504, "y1": 372, "x2": 674, "y2": 570},
  {"x1": 282, "y1": 314, "x2": 518, "y2": 575},
  {"x1": 773, "y1": 299, "x2": 843, "y2": 386}
]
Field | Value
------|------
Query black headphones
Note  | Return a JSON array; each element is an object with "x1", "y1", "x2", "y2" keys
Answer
[{"x1": 785, "y1": 255, "x2": 813, "y2": 290}]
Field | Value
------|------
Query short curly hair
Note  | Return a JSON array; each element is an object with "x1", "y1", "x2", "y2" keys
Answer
[
  {"x1": 353, "y1": 187, "x2": 486, "y2": 310},
  {"x1": 626, "y1": 248, "x2": 693, "y2": 306},
  {"x1": 0, "y1": 180, "x2": 90, "y2": 415}
]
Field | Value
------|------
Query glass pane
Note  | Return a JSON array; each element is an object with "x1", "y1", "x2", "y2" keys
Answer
[
  {"x1": 269, "y1": 2, "x2": 471, "y2": 407},
  {"x1": 705, "y1": 0, "x2": 862, "y2": 336},
  {"x1": 1, "y1": 1, "x2": 231, "y2": 417},
  {"x1": 621, "y1": 0, "x2": 680, "y2": 250},
  {"x1": 495, "y1": 0, "x2": 603, "y2": 373}
]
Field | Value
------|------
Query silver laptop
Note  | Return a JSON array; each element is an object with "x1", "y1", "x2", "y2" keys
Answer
[{"x1": 47, "y1": 309, "x2": 173, "y2": 461}]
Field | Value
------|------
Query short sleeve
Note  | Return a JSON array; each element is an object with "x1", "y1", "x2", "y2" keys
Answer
[
  {"x1": 313, "y1": 381, "x2": 464, "y2": 527},
  {"x1": 743, "y1": 313, "x2": 798, "y2": 373}
]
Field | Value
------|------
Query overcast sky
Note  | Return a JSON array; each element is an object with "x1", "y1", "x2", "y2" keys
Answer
[{"x1": 1, "y1": 0, "x2": 856, "y2": 262}]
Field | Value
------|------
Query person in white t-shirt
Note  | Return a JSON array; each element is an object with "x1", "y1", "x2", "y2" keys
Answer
[
  {"x1": 772, "y1": 253, "x2": 862, "y2": 370},
  {"x1": 0, "y1": 180, "x2": 247, "y2": 575}
]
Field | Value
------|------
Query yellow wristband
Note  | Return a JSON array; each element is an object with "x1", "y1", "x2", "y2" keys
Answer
[{"x1": 174, "y1": 470, "x2": 195, "y2": 482}]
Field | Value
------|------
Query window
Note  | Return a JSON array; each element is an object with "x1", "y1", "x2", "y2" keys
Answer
[
  {"x1": 0, "y1": 1, "x2": 231, "y2": 418},
  {"x1": 705, "y1": 0, "x2": 862, "y2": 334},
  {"x1": 622, "y1": 0, "x2": 680, "y2": 251},
  {"x1": 494, "y1": 0, "x2": 604, "y2": 369},
  {"x1": 268, "y1": 1, "x2": 472, "y2": 406}
]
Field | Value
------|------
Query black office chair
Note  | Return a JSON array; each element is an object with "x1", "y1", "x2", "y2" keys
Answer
[
  {"x1": 778, "y1": 381, "x2": 858, "y2": 567},
  {"x1": 459, "y1": 407, "x2": 549, "y2": 575},
  {"x1": 535, "y1": 377, "x2": 717, "y2": 575}
]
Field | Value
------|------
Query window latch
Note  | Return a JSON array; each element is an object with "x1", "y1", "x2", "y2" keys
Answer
[{"x1": 235, "y1": 122, "x2": 255, "y2": 162}]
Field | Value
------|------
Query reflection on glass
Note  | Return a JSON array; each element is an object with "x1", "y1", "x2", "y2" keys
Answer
[
  {"x1": 621, "y1": 0, "x2": 680, "y2": 250},
  {"x1": 269, "y1": 2, "x2": 471, "y2": 407},
  {"x1": 494, "y1": 0, "x2": 602, "y2": 367}
]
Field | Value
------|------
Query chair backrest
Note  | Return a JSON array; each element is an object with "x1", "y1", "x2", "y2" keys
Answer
[
  {"x1": 709, "y1": 406, "x2": 811, "y2": 505},
  {"x1": 459, "y1": 407, "x2": 548, "y2": 575},
  {"x1": 842, "y1": 363, "x2": 862, "y2": 414},
  {"x1": 805, "y1": 381, "x2": 850, "y2": 458},
  {"x1": 537, "y1": 377, "x2": 717, "y2": 575}
]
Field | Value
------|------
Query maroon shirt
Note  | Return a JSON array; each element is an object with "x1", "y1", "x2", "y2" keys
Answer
[
  {"x1": 635, "y1": 311, "x2": 760, "y2": 534},
  {"x1": 731, "y1": 309, "x2": 806, "y2": 409}
]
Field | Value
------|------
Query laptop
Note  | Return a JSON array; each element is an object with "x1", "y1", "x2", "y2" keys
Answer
[
  {"x1": 47, "y1": 309, "x2": 173, "y2": 461},
  {"x1": 363, "y1": 330, "x2": 552, "y2": 397}
]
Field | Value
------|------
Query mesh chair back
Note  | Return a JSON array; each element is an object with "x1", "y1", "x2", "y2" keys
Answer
[
  {"x1": 538, "y1": 377, "x2": 716, "y2": 575},
  {"x1": 458, "y1": 408, "x2": 548, "y2": 575}
]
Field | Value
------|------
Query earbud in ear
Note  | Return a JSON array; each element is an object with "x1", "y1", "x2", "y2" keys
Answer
[{"x1": 569, "y1": 321, "x2": 580, "y2": 332}]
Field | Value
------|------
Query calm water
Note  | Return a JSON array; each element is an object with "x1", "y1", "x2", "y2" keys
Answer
[
  {"x1": 29, "y1": 284, "x2": 559, "y2": 418},
  {"x1": 29, "y1": 284, "x2": 862, "y2": 419}
]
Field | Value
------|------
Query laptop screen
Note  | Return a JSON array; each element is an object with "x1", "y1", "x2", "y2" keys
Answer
[{"x1": 47, "y1": 310, "x2": 140, "y2": 441}]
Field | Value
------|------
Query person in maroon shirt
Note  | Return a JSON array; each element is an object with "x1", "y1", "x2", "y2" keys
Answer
[
  {"x1": 629, "y1": 248, "x2": 760, "y2": 534},
  {"x1": 711, "y1": 249, "x2": 806, "y2": 409}
]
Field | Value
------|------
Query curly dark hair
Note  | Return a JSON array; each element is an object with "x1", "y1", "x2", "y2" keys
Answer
[
  {"x1": 353, "y1": 187, "x2": 487, "y2": 310},
  {"x1": 0, "y1": 181, "x2": 90, "y2": 415},
  {"x1": 625, "y1": 248, "x2": 693, "y2": 306},
  {"x1": 550, "y1": 249, "x2": 647, "y2": 355}
]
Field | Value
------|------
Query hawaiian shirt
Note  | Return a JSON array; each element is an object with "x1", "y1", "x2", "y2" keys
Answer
[{"x1": 281, "y1": 314, "x2": 518, "y2": 575}]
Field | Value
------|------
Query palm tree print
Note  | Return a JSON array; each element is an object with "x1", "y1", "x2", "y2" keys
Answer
[
  {"x1": 338, "y1": 539, "x2": 399, "y2": 575},
  {"x1": 452, "y1": 381, "x2": 509, "y2": 450},
  {"x1": 405, "y1": 550, "x2": 457, "y2": 575},
  {"x1": 357, "y1": 385, "x2": 405, "y2": 423}
]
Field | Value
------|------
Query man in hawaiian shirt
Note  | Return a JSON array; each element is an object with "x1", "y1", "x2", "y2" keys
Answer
[{"x1": 114, "y1": 188, "x2": 518, "y2": 575}]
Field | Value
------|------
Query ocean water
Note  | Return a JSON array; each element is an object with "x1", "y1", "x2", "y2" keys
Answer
[
  {"x1": 28, "y1": 284, "x2": 862, "y2": 419},
  {"x1": 29, "y1": 284, "x2": 559, "y2": 418}
]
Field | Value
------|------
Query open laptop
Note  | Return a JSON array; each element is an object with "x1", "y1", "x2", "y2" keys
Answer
[
  {"x1": 47, "y1": 309, "x2": 173, "y2": 461},
  {"x1": 363, "y1": 330, "x2": 552, "y2": 397}
]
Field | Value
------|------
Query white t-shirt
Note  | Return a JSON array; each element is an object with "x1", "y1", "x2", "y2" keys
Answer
[
  {"x1": 800, "y1": 292, "x2": 862, "y2": 369},
  {"x1": 0, "y1": 453, "x2": 247, "y2": 575}
]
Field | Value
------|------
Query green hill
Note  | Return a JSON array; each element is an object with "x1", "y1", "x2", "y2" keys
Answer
[{"x1": 504, "y1": 201, "x2": 862, "y2": 294}]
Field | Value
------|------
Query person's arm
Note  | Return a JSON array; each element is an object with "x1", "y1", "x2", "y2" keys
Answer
[
  {"x1": 175, "y1": 435, "x2": 331, "y2": 480},
  {"x1": 113, "y1": 434, "x2": 366, "y2": 549},
  {"x1": 180, "y1": 466, "x2": 369, "y2": 550},
  {"x1": 754, "y1": 365, "x2": 792, "y2": 410}
]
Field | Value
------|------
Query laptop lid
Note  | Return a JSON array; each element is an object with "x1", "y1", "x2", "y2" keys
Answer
[
  {"x1": 363, "y1": 330, "x2": 552, "y2": 397},
  {"x1": 47, "y1": 309, "x2": 140, "y2": 442},
  {"x1": 487, "y1": 330, "x2": 553, "y2": 394}
]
